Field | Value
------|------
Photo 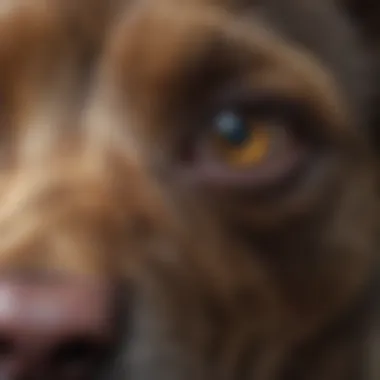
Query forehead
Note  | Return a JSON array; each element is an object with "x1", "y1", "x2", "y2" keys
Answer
[
  {"x1": 0, "y1": 0, "x2": 231, "y2": 97},
  {"x1": 0, "y1": 0, "x2": 329, "y2": 90},
  {"x1": 0, "y1": 0, "x2": 246, "y2": 137},
  {"x1": 0, "y1": 0, "x2": 355, "y2": 142}
]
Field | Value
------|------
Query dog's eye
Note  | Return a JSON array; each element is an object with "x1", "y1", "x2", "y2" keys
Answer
[
  {"x1": 179, "y1": 98, "x2": 315, "y2": 192},
  {"x1": 211, "y1": 111, "x2": 273, "y2": 168}
]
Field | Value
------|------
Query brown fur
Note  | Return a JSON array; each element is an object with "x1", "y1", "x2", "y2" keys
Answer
[{"x1": 0, "y1": 1, "x2": 378, "y2": 379}]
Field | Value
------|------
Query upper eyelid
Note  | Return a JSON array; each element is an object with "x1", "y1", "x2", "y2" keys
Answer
[
  {"x1": 181, "y1": 83, "x2": 324, "y2": 144},
  {"x1": 208, "y1": 88, "x2": 307, "y2": 122},
  {"x1": 203, "y1": 90, "x2": 327, "y2": 145},
  {"x1": 199, "y1": 77, "x2": 297, "y2": 110}
]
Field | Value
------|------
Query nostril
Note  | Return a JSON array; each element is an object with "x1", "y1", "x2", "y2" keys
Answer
[
  {"x1": 0, "y1": 337, "x2": 14, "y2": 359},
  {"x1": 51, "y1": 338, "x2": 106, "y2": 377},
  {"x1": 0, "y1": 277, "x2": 118, "y2": 379}
]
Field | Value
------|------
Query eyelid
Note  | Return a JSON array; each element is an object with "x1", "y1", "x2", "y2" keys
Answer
[
  {"x1": 212, "y1": 90, "x2": 304, "y2": 119},
  {"x1": 187, "y1": 132, "x2": 312, "y2": 193},
  {"x1": 207, "y1": 89, "x2": 324, "y2": 144}
]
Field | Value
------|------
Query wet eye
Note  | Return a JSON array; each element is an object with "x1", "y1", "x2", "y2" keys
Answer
[
  {"x1": 178, "y1": 98, "x2": 315, "y2": 193},
  {"x1": 211, "y1": 111, "x2": 272, "y2": 167}
]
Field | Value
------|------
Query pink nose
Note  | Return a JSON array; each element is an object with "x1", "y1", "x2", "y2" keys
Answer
[{"x1": 0, "y1": 277, "x2": 117, "y2": 380}]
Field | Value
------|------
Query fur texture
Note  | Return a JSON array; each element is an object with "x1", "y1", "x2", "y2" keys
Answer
[{"x1": 0, "y1": 1, "x2": 378, "y2": 379}]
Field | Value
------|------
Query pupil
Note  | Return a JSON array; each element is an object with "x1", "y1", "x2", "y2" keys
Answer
[{"x1": 214, "y1": 111, "x2": 249, "y2": 145}]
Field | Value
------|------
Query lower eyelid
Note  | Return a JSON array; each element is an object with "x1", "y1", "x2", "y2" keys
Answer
[
  {"x1": 191, "y1": 154, "x2": 308, "y2": 197},
  {"x1": 190, "y1": 131, "x2": 307, "y2": 181}
]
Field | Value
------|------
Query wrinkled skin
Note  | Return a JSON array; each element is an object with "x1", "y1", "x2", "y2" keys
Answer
[{"x1": 0, "y1": 1, "x2": 378, "y2": 380}]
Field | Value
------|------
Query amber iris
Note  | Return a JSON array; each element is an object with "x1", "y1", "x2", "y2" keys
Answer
[{"x1": 212, "y1": 111, "x2": 271, "y2": 167}]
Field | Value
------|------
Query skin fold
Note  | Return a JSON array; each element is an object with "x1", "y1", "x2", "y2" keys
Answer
[{"x1": 0, "y1": 1, "x2": 378, "y2": 379}]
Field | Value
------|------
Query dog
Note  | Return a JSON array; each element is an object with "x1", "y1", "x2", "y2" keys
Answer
[{"x1": 0, "y1": 1, "x2": 378, "y2": 379}]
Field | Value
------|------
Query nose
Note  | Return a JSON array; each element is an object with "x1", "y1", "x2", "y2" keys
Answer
[{"x1": 0, "y1": 276, "x2": 117, "y2": 380}]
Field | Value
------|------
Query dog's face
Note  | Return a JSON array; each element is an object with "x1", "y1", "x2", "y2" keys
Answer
[{"x1": 0, "y1": 1, "x2": 378, "y2": 379}]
